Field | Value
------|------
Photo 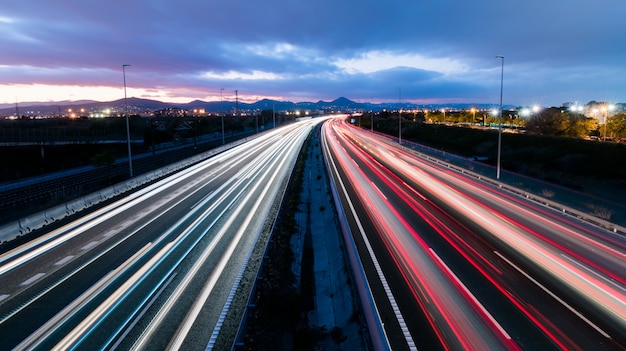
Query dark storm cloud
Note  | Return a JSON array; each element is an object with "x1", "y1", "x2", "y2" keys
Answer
[{"x1": 0, "y1": 0, "x2": 624, "y2": 105}]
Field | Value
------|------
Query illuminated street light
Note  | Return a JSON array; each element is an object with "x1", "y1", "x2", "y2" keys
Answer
[
  {"x1": 602, "y1": 104, "x2": 616, "y2": 142},
  {"x1": 592, "y1": 108, "x2": 599, "y2": 123},
  {"x1": 398, "y1": 87, "x2": 402, "y2": 144},
  {"x1": 569, "y1": 104, "x2": 584, "y2": 114},
  {"x1": 470, "y1": 107, "x2": 476, "y2": 124},
  {"x1": 220, "y1": 88, "x2": 225, "y2": 144},
  {"x1": 122, "y1": 64, "x2": 133, "y2": 178},
  {"x1": 520, "y1": 108, "x2": 530, "y2": 117},
  {"x1": 496, "y1": 55, "x2": 504, "y2": 180}
]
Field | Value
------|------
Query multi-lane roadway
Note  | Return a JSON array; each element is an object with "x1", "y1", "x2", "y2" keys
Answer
[
  {"x1": 322, "y1": 117, "x2": 626, "y2": 350},
  {"x1": 0, "y1": 118, "x2": 325, "y2": 350},
  {"x1": 1, "y1": 115, "x2": 624, "y2": 350}
]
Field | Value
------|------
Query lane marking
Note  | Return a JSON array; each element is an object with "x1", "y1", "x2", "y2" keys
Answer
[
  {"x1": 370, "y1": 182, "x2": 387, "y2": 200},
  {"x1": 495, "y1": 250, "x2": 611, "y2": 339},
  {"x1": 80, "y1": 241, "x2": 98, "y2": 251},
  {"x1": 0, "y1": 294, "x2": 9, "y2": 302},
  {"x1": 21, "y1": 273, "x2": 45, "y2": 286},
  {"x1": 430, "y1": 248, "x2": 512, "y2": 340},
  {"x1": 191, "y1": 190, "x2": 215, "y2": 210},
  {"x1": 54, "y1": 255, "x2": 75, "y2": 266},
  {"x1": 323, "y1": 133, "x2": 411, "y2": 350},
  {"x1": 108, "y1": 273, "x2": 177, "y2": 350},
  {"x1": 102, "y1": 230, "x2": 117, "y2": 238},
  {"x1": 560, "y1": 253, "x2": 626, "y2": 294}
]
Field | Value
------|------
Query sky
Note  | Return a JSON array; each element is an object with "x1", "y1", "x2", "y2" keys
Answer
[{"x1": 1, "y1": 0, "x2": 625, "y2": 107}]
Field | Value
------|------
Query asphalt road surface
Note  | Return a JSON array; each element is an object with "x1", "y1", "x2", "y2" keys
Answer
[
  {"x1": 0, "y1": 117, "x2": 326, "y2": 350},
  {"x1": 322, "y1": 117, "x2": 626, "y2": 351}
]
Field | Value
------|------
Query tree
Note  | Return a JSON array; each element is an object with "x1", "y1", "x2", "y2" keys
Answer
[
  {"x1": 525, "y1": 107, "x2": 594, "y2": 137},
  {"x1": 607, "y1": 113, "x2": 626, "y2": 139}
]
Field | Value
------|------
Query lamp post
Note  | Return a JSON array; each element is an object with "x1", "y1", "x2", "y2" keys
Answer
[
  {"x1": 398, "y1": 87, "x2": 402, "y2": 144},
  {"x1": 370, "y1": 97, "x2": 374, "y2": 132},
  {"x1": 122, "y1": 64, "x2": 133, "y2": 178},
  {"x1": 602, "y1": 104, "x2": 615, "y2": 142},
  {"x1": 220, "y1": 88, "x2": 225, "y2": 144},
  {"x1": 496, "y1": 55, "x2": 504, "y2": 180}
]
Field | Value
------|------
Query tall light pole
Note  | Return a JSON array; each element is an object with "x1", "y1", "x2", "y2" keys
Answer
[
  {"x1": 220, "y1": 88, "x2": 225, "y2": 144},
  {"x1": 122, "y1": 64, "x2": 133, "y2": 178},
  {"x1": 496, "y1": 55, "x2": 504, "y2": 180},
  {"x1": 602, "y1": 104, "x2": 615, "y2": 142},
  {"x1": 371, "y1": 97, "x2": 374, "y2": 132},
  {"x1": 398, "y1": 87, "x2": 402, "y2": 144}
]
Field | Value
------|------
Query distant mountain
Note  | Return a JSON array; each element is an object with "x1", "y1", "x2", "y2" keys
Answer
[
  {"x1": 1, "y1": 96, "x2": 525, "y2": 117},
  {"x1": 0, "y1": 99, "x2": 99, "y2": 109}
]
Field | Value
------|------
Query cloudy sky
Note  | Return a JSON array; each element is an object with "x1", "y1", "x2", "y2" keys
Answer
[{"x1": 1, "y1": 0, "x2": 624, "y2": 107}]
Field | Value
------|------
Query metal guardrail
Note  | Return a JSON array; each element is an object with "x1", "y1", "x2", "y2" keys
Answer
[
  {"x1": 378, "y1": 135, "x2": 626, "y2": 236},
  {"x1": 0, "y1": 136, "x2": 254, "y2": 244},
  {"x1": 320, "y1": 129, "x2": 390, "y2": 351}
]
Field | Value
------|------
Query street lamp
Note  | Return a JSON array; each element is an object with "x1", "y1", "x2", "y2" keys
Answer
[
  {"x1": 398, "y1": 87, "x2": 402, "y2": 144},
  {"x1": 370, "y1": 97, "x2": 374, "y2": 132},
  {"x1": 220, "y1": 88, "x2": 225, "y2": 144},
  {"x1": 602, "y1": 104, "x2": 616, "y2": 142},
  {"x1": 122, "y1": 64, "x2": 133, "y2": 178},
  {"x1": 496, "y1": 55, "x2": 504, "y2": 180}
]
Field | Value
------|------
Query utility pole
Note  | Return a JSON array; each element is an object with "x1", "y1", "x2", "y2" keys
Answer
[
  {"x1": 220, "y1": 88, "x2": 225, "y2": 144},
  {"x1": 122, "y1": 64, "x2": 133, "y2": 178},
  {"x1": 235, "y1": 90, "x2": 239, "y2": 116},
  {"x1": 398, "y1": 87, "x2": 402, "y2": 144},
  {"x1": 496, "y1": 55, "x2": 504, "y2": 180}
]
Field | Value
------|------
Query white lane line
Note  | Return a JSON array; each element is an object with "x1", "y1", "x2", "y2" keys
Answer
[
  {"x1": 495, "y1": 250, "x2": 611, "y2": 339},
  {"x1": 403, "y1": 181, "x2": 427, "y2": 200},
  {"x1": 102, "y1": 230, "x2": 117, "y2": 238},
  {"x1": 191, "y1": 190, "x2": 215, "y2": 210},
  {"x1": 21, "y1": 273, "x2": 45, "y2": 286},
  {"x1": 108, "y1": 273, "x2": 177, "y2": 351},
  {"x1": 370, "y1": 181, "x2": 387, "y2": 200},
  {"x1": 80, "y1": 241, "x2": 99, "y2": 251},
  {"x1": 0, "y1": 294, "x2": 9, "y2": 302},
  {"x1": 324, "y1": 135, "x2": 409, "y2": 351},
  {"x1": 429, "y1": 248, "x2": 512, "y2": 340},
  {"x1": 560, "y1": 253, "x2": 626, "y2": 294},
  {"x1": 54, "y1": 255, "x2": 74, "y2": 266}
]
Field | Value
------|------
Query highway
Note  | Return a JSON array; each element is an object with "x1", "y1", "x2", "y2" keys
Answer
[
  {"x1": 0, "y1": 117, "x2": 325, "y2": 350},
  {"x1": 322, "y1": 117, "x2": 626, "y2": 350}
]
